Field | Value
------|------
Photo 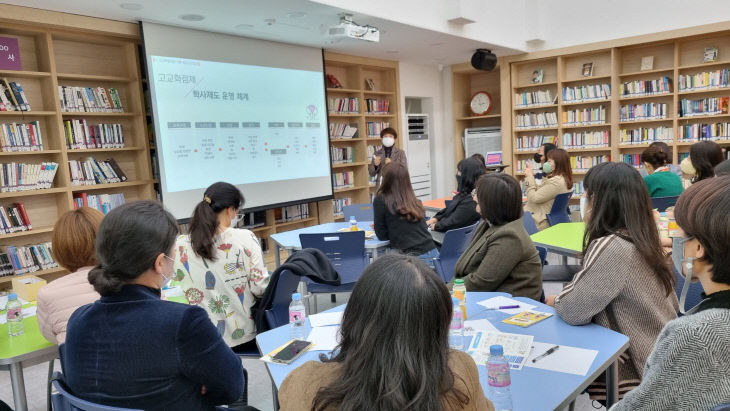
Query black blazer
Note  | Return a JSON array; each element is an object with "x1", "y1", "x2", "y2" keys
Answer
[{"x1": 433, "y1": 192, "x2": 480, "y2": 232}]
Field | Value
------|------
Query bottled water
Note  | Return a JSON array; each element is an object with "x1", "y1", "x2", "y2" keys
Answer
[
  {"x1": 452, "y1": 278, "x2": 467, "y2": 319},
  {"x1": 487, "y1": 344, "x2": 513, "y2": 411},
  {"x1": 349, "y1": 216, "x2": 358, "y2": 231},
  {"x1": 6, "y1": 293, "x2": 24, "y2": 337},
  {"x1": 449, "y1": 297, "x2": 464, "y2": 350},
  {"x1": 289, "y1": 293, "x2": 307, "y2": 340}
]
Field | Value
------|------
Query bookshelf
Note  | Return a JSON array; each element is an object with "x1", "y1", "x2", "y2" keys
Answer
[{"x1": 0, "y1": 6, "x2": 154, "y2": 288}]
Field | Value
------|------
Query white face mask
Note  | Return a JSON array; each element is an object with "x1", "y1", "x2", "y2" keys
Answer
[
  {"x1": 382, "y1": 137, "x2": 395, "y2": 148},
  {"x1": 230, "y1": 213, "x2": 241, "y2": 228},
  {"x1": 579, "y1": 195, "x2": 589, "y2": 220},
  {"x1": 161, "y1": 255, "x2": 175, "y2": 288}
]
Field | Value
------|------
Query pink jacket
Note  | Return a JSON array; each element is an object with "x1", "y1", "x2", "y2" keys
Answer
[{"x1": 36, "y1": 267, "x2": 100, "y2": 344}]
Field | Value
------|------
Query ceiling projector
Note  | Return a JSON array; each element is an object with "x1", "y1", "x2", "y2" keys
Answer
[{"x1": 328, "y1": 14, "x2": 379, "y2": 42}]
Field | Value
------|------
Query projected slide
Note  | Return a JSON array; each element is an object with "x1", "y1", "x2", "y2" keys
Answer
[{"x1": 149, "y1": 56, "x2": 330, "y2": 193}]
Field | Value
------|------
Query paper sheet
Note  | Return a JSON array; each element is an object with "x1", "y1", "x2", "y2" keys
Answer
[
  {"x1": 162, "y1": 286, "x2": 184, "y2": 298},
  {"x1": 308, "y1": 311, "x2": 344, "y2": 328},
  {"x1": 525, "y1": 341, "x2": 598, "y2": 376},
  {"x1": 463, "y1": 319, "x2": 499, "y2": 336},
  {"x1": 307, "y1": 326, "x2": 341, "y2": 351},
  {"x1": 477, "y1": 296, "x2": 536, "y2": 315},
  {"x1": 467, "y1": 331, "x2": 534, "y2": 370}
]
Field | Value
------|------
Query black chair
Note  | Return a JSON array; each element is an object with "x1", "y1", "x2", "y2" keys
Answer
[{"x1": 651, "y1": 196, "x2": 679, "y2": 212}]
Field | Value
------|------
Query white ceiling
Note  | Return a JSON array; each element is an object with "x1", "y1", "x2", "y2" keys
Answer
[{"x1": 3, "y1": 0, "x2": 524, "y2": 65}]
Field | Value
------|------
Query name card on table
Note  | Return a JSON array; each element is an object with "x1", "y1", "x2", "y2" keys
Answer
[{"x1": 0, "y1": 37, "x2": 21, "y2": 71}]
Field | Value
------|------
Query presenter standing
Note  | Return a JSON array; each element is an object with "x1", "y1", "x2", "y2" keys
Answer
[{"x1": 368, "y1": 127, "x2": 407, "y2": 190}]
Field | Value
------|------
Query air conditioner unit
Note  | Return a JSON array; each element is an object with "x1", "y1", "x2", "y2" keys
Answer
[{"x1": 407, "y1": 114, "x2": 431, "y2": 201}]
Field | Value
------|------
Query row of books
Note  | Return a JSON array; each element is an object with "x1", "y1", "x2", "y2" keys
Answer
[
  {"x1": 73, "y1": 192, "x2": 126, "y2": 215},
  {"x1": 677, "y1": 122, "x2": 730, "y2": 141},
  {"x1": 516, "y1": 112, "x2": 559, "y2": 129},
  {"x1": 619, "y1": 127, "x2": 674, "y2": 145},
  {"x1": 679, "y1": 152, "x2": 690, "y2": 162},
  {"x1": 328, "y1": 97, "x2": 359, "y2": 114},
  {"x1": 331, "y1": 146, "x2": 354, "y2": 164},
  {"x1": 562, "y1": 130, "x2": 610, "y2": 148},
  {"x1": 571, "y1": 155, "x2": 610, "y2": 171},
  {"x1": 0, "y1": 202, "x2": 32, "y2": 234},
  {"x1": 620, "y1": 103, "x2": 668, "y2": 122},
  {"x1": 64, "y1": 120, "x2": 126, "y2": 149},
  {"x1": 0, "y1": 79, "x2": 31, "y2": 111},
  {"x1": 562, "y1": 84, "x2": 610, "y2": 103},
  {"x1": 678, "y1": 69, "x2": 730, "y2": 91},
  {"x1": 332, "y1": 171, "x2": 355, "y2": 189},
  {"x1": 562, "y1": 106, "x2": 607, "y2": 125},
  {"x1": 1, "y1": 121, "x2": 44, "y2": 152},
  {"x1": 329, "y1": 122, "x2": 358, "y2": 138},
  {"x1": 0, "y1": 242, "x2": 57, "y2": 277},
  {"x1": 514, "y1": 135, "x2": 558, "y2": 151},
  {"x1": 275, "y1": 204, "x2": 310, "y2": 223},
  {"x1": 619, "y1": 77, "x2": 671, "y2": 97},
  {"x1": 68, "y1": 157, "x2": 127, "y2": 186},
  {"x1": 574, "y1": 181, "x2": 584, "y2": 197},
  {"x1": 622, "y1": 154, "x2": 643, "y2": 168},
  {"x1": 366, "y1": 145, "x2": 376, "y2": 161},
  {"x1": 333, "y1": 197, "x2": 352, "y2": 217},
  {"x1": 364, "y1": 98, "x2": 390, "y2": 114},
  {"x1": 367, "y1": 121, "x2": 390, "y2": 137},
  {"x1": 514, "y1": 90, "x2": 555, "y2": 107},
  {"x1": 59, "y1": 86, "x2": 124, "y2": 113},
  {"x1": 0, "y1": 162, "x2": 58, "y2": 192},
  {"x1": 677, "y1": 97, "x2": 729, "y2": 117}
]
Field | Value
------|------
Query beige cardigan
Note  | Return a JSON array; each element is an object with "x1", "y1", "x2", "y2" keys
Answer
[
  {"x1": 523, "y1": 174, "x2": 571, "y2": 230},
  {"x1": 36, "y1": 267, "x2": 99, "y2": 344}
]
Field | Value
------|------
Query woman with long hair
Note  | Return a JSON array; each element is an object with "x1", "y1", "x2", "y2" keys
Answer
[
  {"x1": 373, "y1": 162, "x2": 438, "y2": 266},
  {"x1": 546, "y1": 162, "x2": 678, "y2": 402},
  {"x1": 427, "y1": 157, "x2": 484, "y2": 233},
  {"x1": 689, "y1": 140, "x2": 723, "y2": 182},
  {"x1": 175, "y1": 182, "x2": 269, "y2": 351},
  {"x1": 524, "y1": 148, "x2": 573, "y2": 230},
  {"x1": 61, "y1": 201, "x2": 244, "y2": 410},
  {"x1": 279, "y1": 254, "x2": 493, "y2": 411}
]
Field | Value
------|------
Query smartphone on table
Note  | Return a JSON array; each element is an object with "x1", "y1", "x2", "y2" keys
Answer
[{"x1": 270, "y1": 339, "x2": 313, "y2": 364}]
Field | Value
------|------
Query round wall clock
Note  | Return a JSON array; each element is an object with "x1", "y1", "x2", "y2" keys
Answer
[{"x1": 469, "y1": 91, "x2": 493, "y2": 116}]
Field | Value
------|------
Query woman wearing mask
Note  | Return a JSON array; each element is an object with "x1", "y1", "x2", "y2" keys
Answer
[
  {"x1": 427, "y1": 157, "x2": 483, "y2": 233},
  {"x1": 524, "y1": 148, "x2": 573, "y2": 230},
  {"x1": 533, "y1": 142, "x2": 557, "y2": 180},
  {"x1": 368, "y1": 127, "x2": 407, "y2": 190},
  {"x1": 176, "y1": 182, "x2": 269, "y2": 351}
]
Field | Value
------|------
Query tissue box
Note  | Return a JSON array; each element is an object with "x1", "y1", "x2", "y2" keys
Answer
[{"x1": 12, "y1": 275, "x2": 47, "y2": 302}]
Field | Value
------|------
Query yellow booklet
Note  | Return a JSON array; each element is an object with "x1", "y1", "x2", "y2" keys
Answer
[{"x1": 502, "y1": 310, "x2": 553, "y2": 327}]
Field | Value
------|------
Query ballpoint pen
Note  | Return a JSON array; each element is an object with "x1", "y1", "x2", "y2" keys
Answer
[{"x1": 532, "y1": 345, "x2": 560, "y2": 363}]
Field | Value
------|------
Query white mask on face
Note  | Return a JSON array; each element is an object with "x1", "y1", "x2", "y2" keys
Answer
[
  {"x1": 161, "y1": 255, "x2": 175, "y2": 288},
  {"x1": 579, "y1": 195, "x2": 589, "y2": 220},
  {"x1": 230, "y1": 212, "x2": 241, "y2": 228},
  {"x1": 382, "y1": 137, "x2": 395, "y2": 148}
]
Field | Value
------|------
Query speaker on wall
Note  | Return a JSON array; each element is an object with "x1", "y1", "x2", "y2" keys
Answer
[{"x1": 471, "y1": 49, "x2": 497, "y2": 71}]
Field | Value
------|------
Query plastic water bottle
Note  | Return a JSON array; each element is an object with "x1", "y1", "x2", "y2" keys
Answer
[
  {"x1": 487, "y1": 344, "x2": 513, "y2": 411},
  {"x1": 349, "y1": 216, "x2": 358, "y2": 231},
  {"x1": 452, "y1": 278, "x2": 467, "y2": 320},
  {"x1": 289, "y1": 293, "x2": 306, "y2": 340},
  {"x1": 6, "y1": 293, "x2": 24, "y2": 337},
  {"x1": 449, "y1": 297, "x2": 464, "y2": 350}
]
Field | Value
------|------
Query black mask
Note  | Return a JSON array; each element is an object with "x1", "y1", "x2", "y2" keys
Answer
[
  {"x1": 456, "y1": 174, "x2": 462, "y2": 191},
  {"x1": 533, "y1": 153, "x2": 542, "y2": 163}
]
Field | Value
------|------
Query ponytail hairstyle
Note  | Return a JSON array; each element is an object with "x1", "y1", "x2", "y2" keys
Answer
[
  {"x1": 88, "y1": 201, "x2": 178, "y2": 296},
  {"x1": 189, "y1": 182, "x2": 244, "y2": 260}
]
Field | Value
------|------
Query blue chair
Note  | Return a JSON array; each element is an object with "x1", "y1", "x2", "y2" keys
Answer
[
  {"x1": 264, "y1": 269, "x2": 302, "y2": 329},
  {"x1": 522, "y1": 212, "x2": 547, "y2": 265},
  {"x1": 444, "y1": 199, "x2": 453, "y2": 208},
  {"x1": 712, "y1": 404, "x2": 730, "y2": 411},
  {"x1": 546, "y1": 192, "x2": 573, "y2": 226},
  {"x1": 651, "y1": 196, "x2": 679, "y2": 212},
  {"x1": 299, "y1": 231, "x2": 368, "y2": 312},
  {"x1": 51, "y1": 371, "x2": 141, "y2": 411},
  {"x1": 433, "y1": 222, "x2": 479, "y2": 283},
  {"x1": 342, "y1": 203, "x2": 374, "y2": 222},
  {"x1": 674, "y1": 266, "x2": 704, "y2": 314}
]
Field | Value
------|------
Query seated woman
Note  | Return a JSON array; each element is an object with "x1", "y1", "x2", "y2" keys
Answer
[
  {"x1": 61, "y1": 201, "x2": 244, "y2": 410},
  {"x1": 610, "y1": 176, "x2": 730, "y2": 411},
  {"x1": 175, "y1": 182, "x2": 269, "y2": 350},
  {"x1": 524, "y1": 148, "x2": 573, "y2": 230},
  {"x1": 689, "y1": 140, "x2": 724, "y2": 183},
  {"x1": 641, "y1": 144, "x2": 684, "y2": 197},
  {"x1": 279, "y1": 254, "x2": 493, "y2": 411},
  {"x1": 546, "y1": 162, "x2": 678, "y2": 402},
  {"x1": 373, "y1": 162, "x2": 438, "y2": 266},
  {"x1": 427, "y1": 157, "x2": 483, "y2": 233},
  {"x1": 37, "y1": 207, "x2": 103, "y2": 344},
  {"x1": 638, "y1": 141, "x2": 682, "y2": 178},
  {"x1": 452, "y1": 174, "x2": 542, "y2": 300}
]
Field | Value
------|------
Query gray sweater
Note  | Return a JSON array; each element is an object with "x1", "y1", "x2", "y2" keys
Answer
[{"x1": 610, "y1": 291, "x2": 730, "y2": 411}]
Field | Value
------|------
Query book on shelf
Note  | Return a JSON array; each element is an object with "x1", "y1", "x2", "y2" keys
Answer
[
  {"x1": 327, "y1": 97, "x2": 359, "y2": 114},
  {"x1": 620, "y1": 77, "x2": 671, "y2": 97},
  {"x1": 333, "y1": 198, "x2": 352, "y2": 216},
  {"x1": 0, "y1": 121, "x2": 43, "y2": 151},
  {"x1": 364, "y1": 98, "x2": 389, "y2": 114},
  {"x1": 275, "y1": 203, "x2": 310, "y2": 223},
  {"x1": 332, "y1": 171, "x2": 355, "y2": 189},
  {"x1": 620, "y1": 126, "x2": 674, "y2": 145},
  {"x1": 515, "y1": 135, "x2": 557, "y2": 151},
  {"x1": 622, "y1": 153, "x2": 642, "y2": 168},
  {"x1": 514, "y1": 90, "x2": 556, "y2": 107},
  {"x1": 0, "y1": 162, "x2": 58, "y2": 192},
  {"x1": 562, "y1": 84, "x2": 610, "y2": 103},
  {"x1": 326, "y1": 74, "x2": 342, "y2": 88},
  {"x1": 573, "y1": 181, "x2": 584, "y2": 196},
  {"x1": 678, "y1": 69, "x2": 730, "y2": 91},
  {"x1": 0, "y1": 78, "x2": 31, "y2": 111},
  {"x1": 329, "y1": 122, "x2": 358, "y2": 139},
  {"x1": 68, "y1": 157, "x2": 128, "y2": 186},
  {"x1": 366, "y1": 145, "x2": 376, "y2": 161},
  {"x1": 73, "y1": 192, "x2": 126, "y2": 215},
  {"x1": 678, "y1": 97, "x2": 729, "y2": 117},
  {"x1": 64, "y1": 119, "x2": 125, "y2": 149},
  {"x1": 1, "y1": 242, "x2": 57, "y2": 276},
  {"x1": 59, "y1": 86, "x2": 124, "y2": 113},
  {"x1": 678, "y1": 122, "x2": 730, "y2": 141},
  {"x1": 620, "y1": 103, "x2": 667, "y2": 122},
  {"x1": 0, "y1": 202, "x2": 32, "y2": 234},
  {"x1": 366, "y1": 121, "x2": 390, "y2": 137},
  {"x1": 562, "y1": 106, "x2": 606, "y2": 125},
  {"x1": 516, "y1": 112, "x2": 558, "y2": 129},
  {"x1": 562, "y1": 130, "x2": 609, "y2": 148},
  {"x1": 570, "y1": 154, "x2": 610, "y2": 171},
  {"x1": 330, "y1": 146, "x2": 354, "y2": 164}
]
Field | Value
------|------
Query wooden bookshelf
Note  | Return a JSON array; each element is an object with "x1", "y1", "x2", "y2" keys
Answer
[{"x1": 0, "y1": 5, "x2": 154, "y2": 289}]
